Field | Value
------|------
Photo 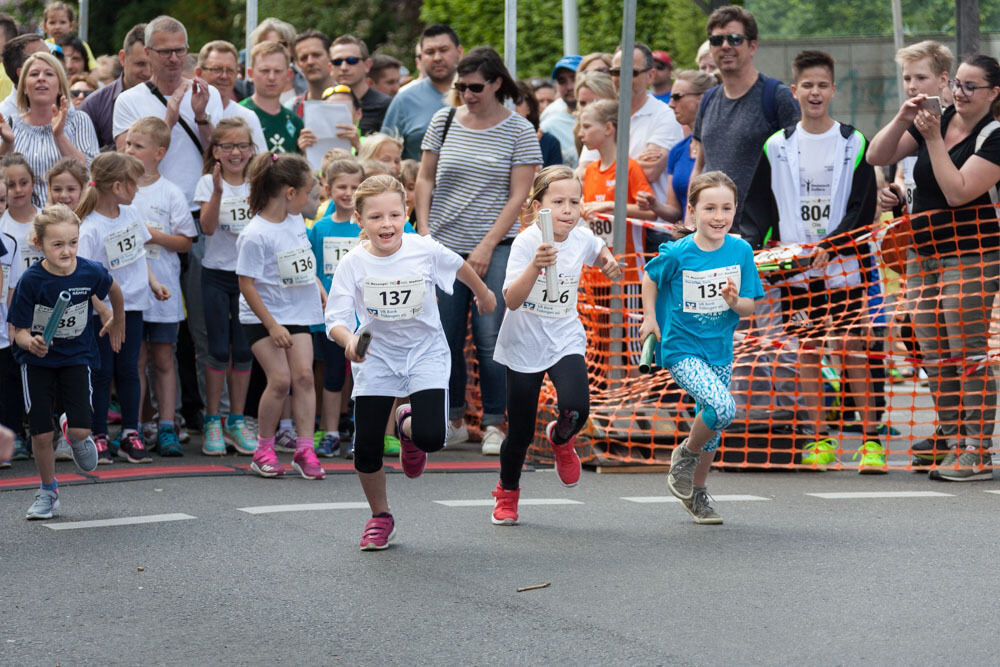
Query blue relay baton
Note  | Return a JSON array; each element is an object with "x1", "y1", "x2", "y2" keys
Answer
[{"x1": 42, "y1": 291, "x2": 71, "y2": 346}]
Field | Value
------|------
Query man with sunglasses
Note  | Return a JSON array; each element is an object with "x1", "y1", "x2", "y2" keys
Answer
[
  {"x1": 691, "y1": 5, "x2": 799, "y2": 232},
  {"x1": 114, "y1": 15, "x2": 223, "y2": 211},
  {"x1": 382, "y1": 24, "x2": 463, "y2": 160},
  {"x1": 329, "y1": 34, "x2": 390, "y2": 136},
  {"x1": 650, "y1": 50, "x2": 673, "y2": 104}
]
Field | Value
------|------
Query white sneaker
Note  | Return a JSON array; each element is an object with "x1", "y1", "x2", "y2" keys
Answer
[
  {"x1": 446, "y1": 422, "x2": 469, "y2": 447},
  {"x1": 54, "y1": 436, "x2": 73, "y2": 461},
  {"x1": 481, "y1": 425, "x2": 504, "y2": 456}
]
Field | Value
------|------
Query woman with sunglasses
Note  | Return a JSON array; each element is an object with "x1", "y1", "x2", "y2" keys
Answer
[
  {"x1": 868, "y1": 54, "x2": 1000, "y2": 481},
  {"x1": 415, "y1": 46, "x2": 542, "y2": 456},
  {"x1": 0, "y1": 51, "x2": 97, "y2": 205}
]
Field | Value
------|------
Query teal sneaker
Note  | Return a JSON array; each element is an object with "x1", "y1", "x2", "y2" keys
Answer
[
  {"x1": 855, "y1": 439, "x2": 887, "y2": 474},
  {"x1": 12, "y1": 436, "x2": 30, "y2": 461},
  {"x1": 202, "y1": 417, "x2": 225, "y2": 456},
  {"x1": 156, "y1": 425, "x2": 184, "y2": 457},
  {"x1": 223, "y1": 418, "x2": 256, "y2": 455},
  {"x1": 801, "y1": 437, "x2": 838, "y2": 470}
]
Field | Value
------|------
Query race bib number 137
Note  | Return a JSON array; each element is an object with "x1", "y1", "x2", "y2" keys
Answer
[{"x1": 363, "y1": 276, "x2": 425, "y2": 321}]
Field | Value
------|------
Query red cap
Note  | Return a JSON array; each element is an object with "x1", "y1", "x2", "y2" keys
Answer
[{"x1": 651, "y1": 50, "x2": 673, "y2": 67}]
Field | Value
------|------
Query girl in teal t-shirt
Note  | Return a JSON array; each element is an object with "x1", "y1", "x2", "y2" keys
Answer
[{"x1": 639, "y1": 171, "x2": 764, "y2": 525}]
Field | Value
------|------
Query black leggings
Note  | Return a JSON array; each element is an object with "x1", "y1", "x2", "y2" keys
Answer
[
  {"x1": 353, "y1": 389, "x2": 447, "y2": 474},
  {"x1": 501, "y1": 354, "x2": 589, "y2": 490}
]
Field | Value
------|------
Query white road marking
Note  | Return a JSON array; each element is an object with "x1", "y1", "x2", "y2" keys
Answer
[
  {"x1": 45, "y1": 513, "x2": 196, "y2": 530},
  {"x1": 434, "y1": 499, "x2": 584, "y2": 507},
  {"x1": 806, "y1": 491, "x2": 953, "y2": 499},
  {"x1": 237, "y1": 502, "x2": 371, "y2": 514},
  {"x1": 621, "y1": 495, "x2": 770, "y2": 503},
  {"x1": 982, "y1": 490, "x2": 1000, "y2": 496}
]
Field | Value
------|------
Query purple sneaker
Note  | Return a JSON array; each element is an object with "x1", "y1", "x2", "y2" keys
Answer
[
  {"x1": 250, "y1": 446, "x2": 285, "y2": 478},
  {"x1": 395, "y1": 404, "x2": 425, "y2": 478},
  {"x1": 360, "y1": 513, "x2": 396, "y2": 550},
  {"x1": 292, "y1": 447, "x2": 325, "y2": 480}
]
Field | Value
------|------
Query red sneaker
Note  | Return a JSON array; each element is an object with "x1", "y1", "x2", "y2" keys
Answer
[
  {"x1": 491, "y1": 482, "x2": 520, "y2": 525},
  {"x1": 360, "y1": 513, "x2": 396, "y2": 550},
  {"x1": 547, "y1": 421, "x2": 581, "y2": 487},
  {"x1": 396, "y1": 404, "x2": 426, "y2": 478}
]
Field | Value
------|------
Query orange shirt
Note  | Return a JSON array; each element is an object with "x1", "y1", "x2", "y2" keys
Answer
[{"x1": 582, "y1": 158, "x2": 653, "y2": 257}]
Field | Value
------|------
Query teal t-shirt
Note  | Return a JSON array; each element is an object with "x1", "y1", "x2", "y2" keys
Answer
[
  {"x1": 307, "y1": 214, "x2": 358, "y2": 333},
  {"x1": 644, "y1": 233, "x2": 764, "y2": 367}
]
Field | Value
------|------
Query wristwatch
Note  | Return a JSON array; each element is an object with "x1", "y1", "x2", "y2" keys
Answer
[{"x1": 194, "y1": 116, "x2": 210, "y2": 125}]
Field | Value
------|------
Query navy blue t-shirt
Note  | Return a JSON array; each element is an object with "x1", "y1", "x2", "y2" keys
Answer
[{"x1": 8, "y1": 257, "x2": 112, "y2": 367}]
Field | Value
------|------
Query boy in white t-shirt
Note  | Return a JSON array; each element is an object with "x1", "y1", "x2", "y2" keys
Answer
[
  {"x1": 743, "y1": 50, "x2": 883, "y2": 473},
  {"x1": 125, "y1": 117, "x2": 198, "y2": 456}
]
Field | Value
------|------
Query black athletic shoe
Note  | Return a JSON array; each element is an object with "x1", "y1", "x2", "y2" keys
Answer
[{"x1": 911, "y1": 434, "x2": 950, "y2": 468}]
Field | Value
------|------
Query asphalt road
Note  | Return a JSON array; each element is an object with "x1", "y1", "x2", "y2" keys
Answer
[{"x1": 3, "y1": 459, "x2": 999, "y2": 666}]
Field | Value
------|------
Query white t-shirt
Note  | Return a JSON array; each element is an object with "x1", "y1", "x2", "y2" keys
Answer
[
  {"x1": 112, "y1": 82, "x2": 224, "y2": 210},
  {"x1": 194, "y1": 174, "x2": 251, "y2": 271},
  {"x1": 0, "y1": 231, "x2": 24, "y2": 349},
  {"x1": 235, "y1": 213, "x2": 323, "y2": 326},
  {"x1": 0, "y1": 210, "x2": 43, "y2": 271},
  {"x1": 134, "y1": 178, "x2": 198, "y2": 322},
  {"x1": 221, "y1": 101, "x2": 269, "y2": 154},
  {"x1": 325, "y1": 233, "x2": 464, "y2": 397},
  {"x1": 494, "y1": 224, "x2": 604, "y2": 373},
  {"x1": 900, "y1": 154, "x2": 917, "y2": 210},
  {"x1": 796, "y1": 122, "x2": 838, "y2": 242},
  {"x1": 578, "y1": 94, "x2": 683, "y2": 202},
  {"x1": 79, "y1": 205, "x2": 153, "y2": 311}
]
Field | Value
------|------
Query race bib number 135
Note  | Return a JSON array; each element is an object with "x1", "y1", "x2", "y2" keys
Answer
[{"x1": 682, "y1": 265, "x2": 740, "y2": 314}]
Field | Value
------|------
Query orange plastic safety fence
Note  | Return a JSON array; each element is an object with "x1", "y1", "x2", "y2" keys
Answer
[{"x1": 455, "y1": 206, "x2": 999, "y2": 471}]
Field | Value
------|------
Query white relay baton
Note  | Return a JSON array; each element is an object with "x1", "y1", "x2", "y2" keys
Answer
[{"x1": 538, "y1": 208, "x2": 558, "y2": 302}]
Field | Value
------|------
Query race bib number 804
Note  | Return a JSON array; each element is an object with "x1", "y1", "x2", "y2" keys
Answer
[{"x1": 682, "y1": 265, "x2": 740, "y2": 314}]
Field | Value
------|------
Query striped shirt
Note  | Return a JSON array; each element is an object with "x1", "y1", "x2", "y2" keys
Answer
[
  {"x1": 10, "y1": 108, "x2": 98, "y2": 205},
  {"x1": 422, "y1": 108, "x2": 541, "y2": 253}
]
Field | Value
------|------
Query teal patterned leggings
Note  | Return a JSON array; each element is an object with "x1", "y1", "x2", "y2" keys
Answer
[{"x1": 667, "y1": 356, "x2": 735, "y2": 452}]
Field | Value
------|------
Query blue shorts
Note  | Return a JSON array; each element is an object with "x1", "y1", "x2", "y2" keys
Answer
[{"x1": 144, "y1": 322, "x2": 179, "y2": 344}]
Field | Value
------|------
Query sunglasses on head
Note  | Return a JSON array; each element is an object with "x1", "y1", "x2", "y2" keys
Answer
[
  {"x1": 708, "y1": 33, "x2": 747, "y2": 47},
  {"x1": 454, "y1": 82, "x2": 488, "y2": 93},
  {"x1": 332, "y1": 56, "x2": 361, "y2": 66}
]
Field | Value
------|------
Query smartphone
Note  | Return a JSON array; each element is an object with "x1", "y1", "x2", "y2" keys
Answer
[{"x1": 920, "y1": 96, "x2": 943, "y2": 116}]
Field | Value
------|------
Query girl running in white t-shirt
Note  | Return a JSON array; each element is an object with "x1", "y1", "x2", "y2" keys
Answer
[
  {"x1": 490, "y1": 165, "x2": 621, "y2": 525},
  {"x1": 0, "y1": 155, "x2": 42, "y2": 271},
  {"x1": 196, "y1": 118, "x2": 257, "y2": 456},
  {"x1": 326, "y1": 175, "x2": 497, "y2": 550},
  {"x1": 236, "y1": 152, "x2": 325, "y2": 481}
]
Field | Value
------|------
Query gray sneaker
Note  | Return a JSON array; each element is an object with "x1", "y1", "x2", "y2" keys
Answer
[
  {"x1": 685, "y1": 487, "x2": 723, "y2": 525},
  {"x1": 934, "y1": 449, "x2": 993, "y2": 482},
  {"x1": 667, "y1": 439, "x2": 699, "y2": 500},
  {"x1": 54, "y1": 436, "x2": 73, "y2": 461},
  {"x1": 70, "y1": 435, "x2": 99, "y2": 472},
  {"x1": 26, "y1": 488, "x2": 60, "y2": 520}
]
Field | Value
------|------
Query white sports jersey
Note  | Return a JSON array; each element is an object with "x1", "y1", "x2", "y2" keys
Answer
[
  {"x1": 325, "y1": 233, "x2": 463, "y2": 397},
  {"x1": 235, "y1": 213, "x2": 323, "y2": 326},
  {"x1": 195, "y1": 174, "x2": 251, "y2": 272},
  {"x1": 79, "y1": 204, "x2": 153, "y2": 311},
  {"x1": 135, "y1": 178, "x2": 197, "y2": 323},
  {"x1": 494, "y1": 224, "x2": 604, "y2": 373}
]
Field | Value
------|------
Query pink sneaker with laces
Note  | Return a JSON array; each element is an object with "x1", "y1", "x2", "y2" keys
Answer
[
  {"x1": 250, "y1": 446, "x2": 285, "y2": 477},
  {"x1": 547, "y1": 421, "x2": 581, "y2": 487},
  {"x1": 396, "y1": 404, "x2": 426, "y2": 478},
  {"x1": 292, "y1": 446, "x2": 325, "y2": 480},
  {"x1": 360, "y1": 513, "x2": 396, "y2": 550}
]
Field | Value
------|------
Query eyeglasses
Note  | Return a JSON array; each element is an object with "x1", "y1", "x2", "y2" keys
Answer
[
  {"x1": 948, "y1": 78, "x2": 993, "y2": 95},
  {"x1": 332, "y1": 57, "x2": 361, "y2": 66},
  {"x1": 454, "y1": 81, "x2": 490, "y2": 93},
  {"x1": 608, "y1": 67, "x2": 650, "y2": 78},
  {"x1": 653, "y1": 62, "x2": 670, "y2": 70},
  {"x1": 150, "y1": 46, "x2": 189, "y2": 58},
  {"x1": 708, "y1": 33, "x2": 747, "y2": 47},
  {"x1": 217, "y1": 142, "x2": 253, "y2": 152},
  {"x1": 69, "y1": 89, "x2": 92, "y2": 98},
  {"x1": 202, "y1": 66, "x2": 238, "y2": 76}
]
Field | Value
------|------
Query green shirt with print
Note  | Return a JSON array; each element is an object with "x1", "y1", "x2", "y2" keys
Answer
[{"x1": 239, "y1": 98, "x2": 304, "y2": 154}]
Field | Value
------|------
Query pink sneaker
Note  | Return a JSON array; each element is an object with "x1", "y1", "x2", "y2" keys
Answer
[
  {"x1": 491, "y1": 482, "x2": 520, "y2": 525},
  {"x1": 547, "y1": 421, "x2": 581, "y2": 487},
  {"x1": 250, "y1": 446, "x2": 285, "y2": 477},
  {"x1": 292, "y1": 447, "x2": 325, "y2": 480},
  {"x1": 396, "y1": 404, "x2": 426, "y2": 478},
  {"x1": 360, "y1": 513, "x2": 396, "y2": 550}
]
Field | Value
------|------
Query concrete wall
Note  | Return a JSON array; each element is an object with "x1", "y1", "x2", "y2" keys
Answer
[{"x1": 754, "y1": 34, "x2": 1000, "y2": 137}]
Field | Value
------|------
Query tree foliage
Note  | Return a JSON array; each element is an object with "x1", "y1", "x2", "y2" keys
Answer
[{"x1": 420, "y1": 0, "x2": 710, "y2": 78}]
